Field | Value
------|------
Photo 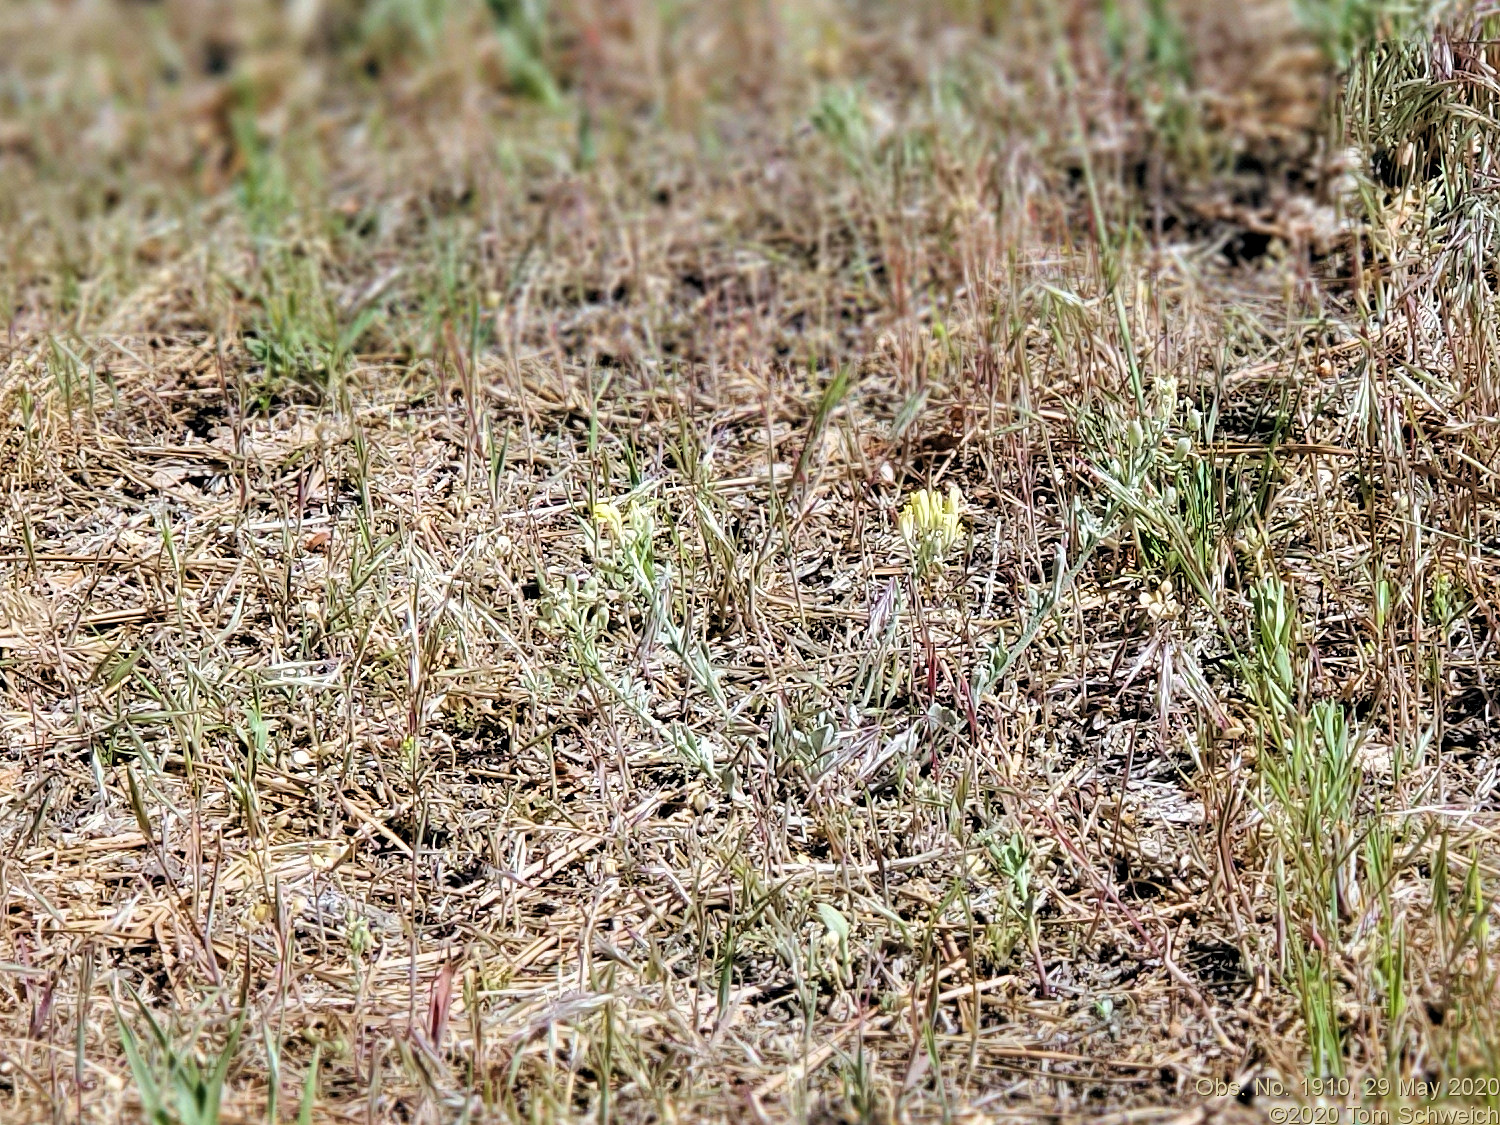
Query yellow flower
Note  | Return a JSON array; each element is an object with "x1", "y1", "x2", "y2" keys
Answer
[
  {"x1": 899, "y1": 484, "x2": 965, "y2": 577},
  {"x1": 588, "y1": 496, "x2": 656, "y2": 587},
  {"x1": 592, "y1": 500, "x2": 626, "y2": 542}
]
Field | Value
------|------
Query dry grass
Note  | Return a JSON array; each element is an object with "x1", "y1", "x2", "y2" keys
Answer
[{"x1": 2, "y1": 0, "x2": 1499, "y2": 1121}]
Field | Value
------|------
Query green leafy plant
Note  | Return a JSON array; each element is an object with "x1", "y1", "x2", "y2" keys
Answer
[{"x1": 360, "y1": 0, "x2": 451, "y2": 63}]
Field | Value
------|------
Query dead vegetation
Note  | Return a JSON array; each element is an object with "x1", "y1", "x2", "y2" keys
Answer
[{"x1": 2, "y1": 0, "x2": 1499, "y2": 1121}]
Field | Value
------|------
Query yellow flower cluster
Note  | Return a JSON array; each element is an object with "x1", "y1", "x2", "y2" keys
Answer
[{"x1": 899, "y1": 484, "x2": 965, "y2": 578}]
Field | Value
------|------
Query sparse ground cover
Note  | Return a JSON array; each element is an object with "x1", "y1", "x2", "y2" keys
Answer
[{"x1": 2, "y1": 0, "x2": 1499, "y2": 1121}]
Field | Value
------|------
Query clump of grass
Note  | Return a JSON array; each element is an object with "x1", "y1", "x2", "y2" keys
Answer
[
  {"x1": 114, "y1": 989, "x2": 245, "y2": 1125},
  {"x1": 1246, "y1": 574, "x2": 1368, "y2": 1071},
  {"x1": 484, "y1": 0, "x2": 561, "y2": 106},
  {"x1": 231, "y1": 110, "x2": 374, "y2": 405},
  {"x1": 1344, "y1": 2, "x2": 1500, "y2": 406},
  {"x1": 360, "y1": 0, "x2": 453, "y2": 62},
  {"x1": 1102, "y1": 0, "x2": 1205, "y2": 170}
]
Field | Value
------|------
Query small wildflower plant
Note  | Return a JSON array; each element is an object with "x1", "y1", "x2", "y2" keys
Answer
[
  {"x1": 346, "y1": 911, "x2": 373, "y2": 968},
  {"x1": 1139, "y1": 577, "x2": 1182, "y2": 621},
  {"x1": 588, "y1": 497, "x2": 658, "y2": 591},
  {"x1": 560, "y1": 493, "x2": 731, "y2": 782},
  {"x1": 898, "y1": 484, "x2": 965, "y2": 580},
  {"x1": 536, "y1": 496, "x2": 659, "y2": 677},
  {"x1": 539, "y1": 572, "x2": 608, "y2": 671}
]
